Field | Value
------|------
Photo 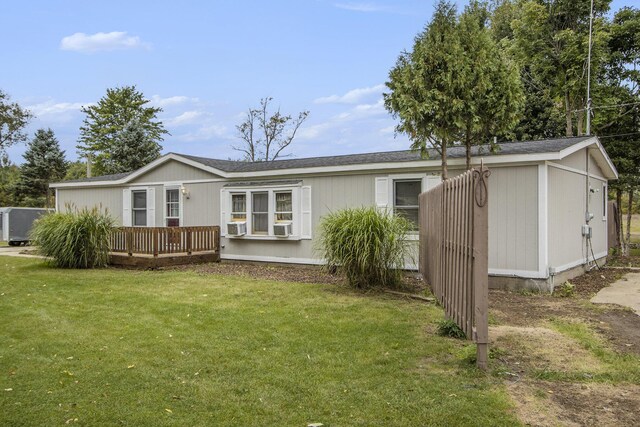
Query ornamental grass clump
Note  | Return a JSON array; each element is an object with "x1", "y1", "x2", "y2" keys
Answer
[
  {"x1": 30, "y1": 206, "x2": 116, "y2": 268},
  {"x1": 318, "y1": 207, "x2": 411, "y2": 289}
]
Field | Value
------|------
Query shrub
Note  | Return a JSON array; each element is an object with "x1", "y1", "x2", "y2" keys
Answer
[
  {"x1": 30, "y1": 206, "x2": 116, "y2": 268},
  {"x1": 553, "y1": 281, "x2": 575, "y2": 298},
  {"x1": 317, "y1": 206, "x2": 411, "y2": 289},
  {"x1": 436, "y1": 319, "x2": 467, "y2": 339}
]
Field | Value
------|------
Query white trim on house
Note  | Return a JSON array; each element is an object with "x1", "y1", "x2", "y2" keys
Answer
[
  {"x1": 550, "y1": 251, "x2": 608, "y2": 275},
  {"x1": 538, "y1": 163, "x2": 549, "y2": 278},
  {"x1": 489, "y1": 268, "x2": 549, "y2": 279},
  {"x1": 547, "y1": 161, "x2": 608, "y2": 181}
]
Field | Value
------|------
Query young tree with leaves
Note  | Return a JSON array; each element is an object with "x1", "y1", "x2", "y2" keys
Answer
[
  {"x1": 509, "y1": 0, "x2": 611, "y2": 136},
  {"x1": 78, "y1": 85, "x2": 167, "y2": 175},
  {"x1": 16, "y1": 128, "x2": 68, "y2": 208},
  {"x1": 457, "y1": 1, "x2": 524, "y2": 168},
  {"x1": 0, "y1": 89, "x2": 33, "y2": 155},
  {"x1": 233, "y1": 97, "x2": 309, "y2": 162},
  {"x1": 384, "y1": 1, "x2": 465, "y2": 180}
]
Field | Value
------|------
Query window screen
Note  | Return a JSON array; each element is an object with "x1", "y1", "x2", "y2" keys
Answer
[
  {"x1": 132, "y1": 190, "x2": 147, "y2": 227},
  {"x1": 394, "y1": 180, "x2": 421, "y2": 229},
  {"x1": 252, "y1": 192, "x2": 268, "y2": 233}
]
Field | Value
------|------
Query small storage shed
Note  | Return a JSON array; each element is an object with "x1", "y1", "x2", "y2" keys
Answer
[{"x1": 0, "y1": 207, "x2": 50, "y2": 245}]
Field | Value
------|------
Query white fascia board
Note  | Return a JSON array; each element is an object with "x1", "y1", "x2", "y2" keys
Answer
[
  {"x1": 50, "y1": 153, "x2": 230, "y2": 189},
  {"x1": 556, "y1": 136, "x2": 618, "y2": 180}
]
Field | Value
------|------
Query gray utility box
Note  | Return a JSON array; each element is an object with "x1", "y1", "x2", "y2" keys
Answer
[{"x1": 0, "y1": 207, "x2": 51, "y2": 246}]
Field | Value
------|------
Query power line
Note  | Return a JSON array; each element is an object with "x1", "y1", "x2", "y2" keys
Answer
[
  {"x1": 574, "y1": 100, "x2": 640, "y2": 113},
  {"x1": 598, "y1": 132, "x2": 640, "y2": 139}
]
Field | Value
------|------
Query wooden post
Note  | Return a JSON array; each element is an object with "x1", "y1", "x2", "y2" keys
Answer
[
  {"x1": 126, "y1": 228, "x2": 133, "y2": 256},
  {"x1": 186, "y1": 228, "x2": 192, "y2": 255},
  {"x1": 472, "y1": 166, "x2": 490, "y2": 370},
  {"x1": 153, "y1": 228, "x2": 159, "y2": 257}
]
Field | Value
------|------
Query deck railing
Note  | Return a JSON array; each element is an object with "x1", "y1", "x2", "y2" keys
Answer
[
  {"x1": 110, "y1": 226, "x2": 220, "y2": 257},
  {"x1": 419, "y1": 166, "x2": 490, "y2": 369}
]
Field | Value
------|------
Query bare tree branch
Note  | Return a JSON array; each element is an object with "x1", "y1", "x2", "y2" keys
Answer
[{"x1": 234, "y1": 97, "x2": 309, "y2": 162}]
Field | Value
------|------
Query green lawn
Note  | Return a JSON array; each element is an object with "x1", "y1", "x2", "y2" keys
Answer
[{"x1": 0, "y1": 258, "x2": 518, "y2": 426}]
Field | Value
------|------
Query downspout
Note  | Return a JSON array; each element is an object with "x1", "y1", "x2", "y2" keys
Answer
[{"x1": 585, "y1": 148, "x2": 590, "y2": 267}]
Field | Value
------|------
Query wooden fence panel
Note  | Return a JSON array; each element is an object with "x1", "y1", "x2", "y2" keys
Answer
[
  {"x1": 110, "y1": 226, "x2": 220, "y2": 257},
  {"x1": 419, "y1": 167, "x2": 490, "y2": 369},
  {"x1": 607, "y1": 201, "x2": 619, "y2": 250}
]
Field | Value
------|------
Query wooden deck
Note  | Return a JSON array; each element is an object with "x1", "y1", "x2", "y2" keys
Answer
[{"x1": 109, "y1": 226, "x2": 220, "y2": 268}]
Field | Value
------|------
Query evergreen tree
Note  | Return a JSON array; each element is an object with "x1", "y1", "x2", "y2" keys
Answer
[
  {"x1": 16, "y1": 128, "x2": 67, "y2": 208},
  {"x1": 384, "y1": 1, "x2": 465, "y2": 180},
  {"x1": 77, "y1": 85, "x2": 167, "y2": 175},
  {"x1": 63, "y1": 161, "x2": 88, "y2": 181},
  {"x1": 457, "y1": 1, "x2": 524, "y2": 168}
]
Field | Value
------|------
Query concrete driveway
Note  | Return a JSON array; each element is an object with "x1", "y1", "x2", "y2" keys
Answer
[
  {"x1": 591, "y1": 272, "x2": 640, "y2": 316},
  {"x1": 0, "y1": 245, "x2": 44, "y2": 258}
]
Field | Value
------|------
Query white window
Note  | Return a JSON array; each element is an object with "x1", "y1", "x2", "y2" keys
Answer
[
  {"x1": 132, "y1": 190, "x2": 147, "y2": 227},
  {"x1": 221, "y1": 185, "x2": 312, "y2": 240},
  {"x1": 231, "y1": 194, "x2": 247, "y2": 222},
  {"x1": 252, "y1": 192, "x2": 269, "y2": 234},
  {"x1": 393, "y1": 179, "x2": 421, "y2": 229},
  {"x1": 165, "y1": 188, "x2": 180, "y2": 227},
  {"x1": 275, "y1": 191, "x2": 293, "y2": 222}
]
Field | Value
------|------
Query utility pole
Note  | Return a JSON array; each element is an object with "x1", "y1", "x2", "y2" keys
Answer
[{"x1": 586, "y1": 0, "x2": 594, "y2": 135}]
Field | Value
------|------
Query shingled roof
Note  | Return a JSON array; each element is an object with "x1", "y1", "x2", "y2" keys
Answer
[{"x1": 60, "y1": 136, "x2": 595, "y2": 183}]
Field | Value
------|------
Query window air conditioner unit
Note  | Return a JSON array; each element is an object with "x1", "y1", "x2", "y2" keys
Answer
[
  {"x1": 226, "y1": 222, "x2": 246, "y2": 236},
  {"x1": 273, "y1": 223, "x2": 292, "y2": 237}
]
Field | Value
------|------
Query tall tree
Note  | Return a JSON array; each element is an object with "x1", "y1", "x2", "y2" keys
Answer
[
  {"x1": 77, "y1": 85, "x2": 167, "y2": 175},
  {"x1": 384, "y1": 1, "x2": 465, "y2": 180},
  {"x1": 457, "y1": 1, "x2": 524, "y2": 168},
  {"x1": 63, "y1": 161, "x2": 88, "y2": 181},
  {"x1": 0, "y1": 160, "x2": 20, "y2": 207},
  {"x1": 593, "y1": 6, "x2": 640, "y2": 254},
  {"x1": 510, "y1": 0, "x2": 611, "y2": 136},
  {"x1": 16, "y1": 128, "x2": 68, "y2": 208},
  {"x1": 233, "y1": 97, "x2": 309, "y2": 162},
  {"x1": 0, "y1": 89, "x2": 33, "y2": 155}
]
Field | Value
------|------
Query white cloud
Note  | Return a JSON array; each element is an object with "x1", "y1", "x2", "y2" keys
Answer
[
  {"x1": 60, "y1": 31, "x2": 150, "y2": 53},
  {"x1": 166, "y1": 111, "x2": 205, "y2": 127},
  {"x1": 179, "y1": 124, "x2": 229, "y2": 142},
  {"x1": 150, "y1": 95, "x2": 198, "y2": 108},
  {"x1": 27, "y1": 101, "x2": 88, "y2": 117},
  {"x1": 334, "y1": 2, "x2": 387, "y2": 12},
  {"x1": 314, "y1": 84, "x2": 385, "y2": 104},
  {"x1": 297, "y1": 99, "x2": 386, "y2": 140},
  {"x1": 379, "y1": 125, "x2": 395, "y2": 134}
]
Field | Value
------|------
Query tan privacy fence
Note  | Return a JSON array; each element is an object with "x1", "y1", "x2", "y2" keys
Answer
[
  {"x1": 419, "y1": 167, "x2": 490, "y2": 369},
  {"x1": 111, "y1": 226, "x2": 220, "y2": 256}
]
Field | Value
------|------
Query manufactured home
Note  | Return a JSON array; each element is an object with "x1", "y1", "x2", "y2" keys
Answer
[{"x1": 51, "y1": 136, "x2": 617, "y2": 291}]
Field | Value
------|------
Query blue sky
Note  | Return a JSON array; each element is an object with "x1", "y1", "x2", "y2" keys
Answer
[{"x1": 1, "y1": 0, "x2": 635, "y2": 164}]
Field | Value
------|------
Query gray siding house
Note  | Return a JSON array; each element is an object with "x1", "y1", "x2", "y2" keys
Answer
[{"x1": 51, "y1": 136, "x2": 617, "y2": 290}]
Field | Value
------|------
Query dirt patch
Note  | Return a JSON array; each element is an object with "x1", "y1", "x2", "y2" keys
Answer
[
  {"x1": 168, "y1": 260, "x2": 426, "y2": 290},
  {"x1": 508, "y1": 380, "x2": 640, "y2": 427},
  {"x1": 490, "y1": 325, "x2": 604, "y2": 376},
  {"x1": 567, "y1": 267, "x2": 631, "y2": 296},
  {"x1": 594, "y1": 310, "x2": 640, "y2": 356}
]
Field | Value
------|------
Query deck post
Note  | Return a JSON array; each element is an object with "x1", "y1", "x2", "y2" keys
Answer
[
  {"x1": 153, "y1": 228, "x2": 159, "y2": 257},
  {"x1": 126, "y1": 228, "x2": 133, "y2": 256},
  {"x1": 187, "y1": 228, "x2": 192, "y2": 255}
]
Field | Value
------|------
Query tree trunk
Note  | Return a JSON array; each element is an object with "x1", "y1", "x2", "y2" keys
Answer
[
  {"x1": 565, "y1": 92, "x2": 573, "y2": 137},
  {"x1": 626, "y1": 189, "x2": 634, "y2": 256},
  {"x1": 441, "y1": 143, "x2": 448, "y2": 181},
  {"x1": 576, "y1": 111, "x2": 584, "y2": 136},
  {"x1": 616, "y1": 188, "x2": 624, "y2": 254}
]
